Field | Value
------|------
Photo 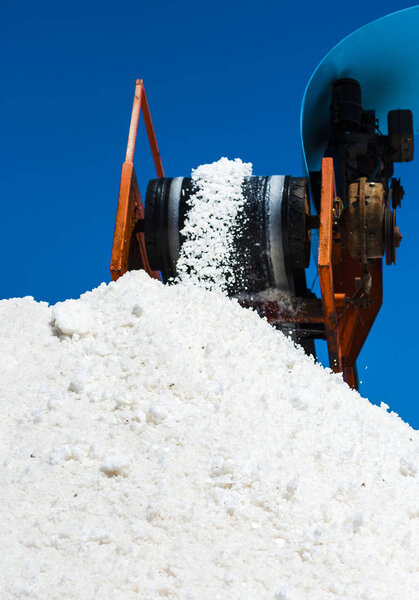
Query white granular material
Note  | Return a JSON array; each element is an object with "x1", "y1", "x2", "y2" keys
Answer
[
  {"x1": 0, "y1": 270, "x2": 418, "y2": 599},
  {"x1": 176, "y1": 157, "x2": 252, "y2": 292}
]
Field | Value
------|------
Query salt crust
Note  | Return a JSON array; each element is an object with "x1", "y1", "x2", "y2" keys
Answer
[
  {"x1": 0, "y1": 271, "x2": 418, "y2": 599},
  {"x1": 176, "y1": 157, "x2": 252, "y2": 291}
]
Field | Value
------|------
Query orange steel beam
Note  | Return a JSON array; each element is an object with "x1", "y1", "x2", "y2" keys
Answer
[
  {"x1": 344, "y1": 365, "x2": 357, "y2": 389},
  {"x1": 139, "y1": 84, "x2": 164, "y2": 178},
  {"x1": 318, "y1": 158, "x2": 342, "y2": 372},
  {"x1": 337, "y1": 259, "x2": 382, "y2": 367},
  {"x1": 110, "y1": 80, "x2": 163, "y2": 281},
  {"x1": 110, "y1": 161, "x2": 137, "y2": 280},
  {"x1": 316, "y1": 158, "x2": 384, "y2": 386}
]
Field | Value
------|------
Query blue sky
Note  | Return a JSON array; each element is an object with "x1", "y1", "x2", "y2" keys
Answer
[{"x1": 1, "y1": 0, "x2": 417, "y2": 427}]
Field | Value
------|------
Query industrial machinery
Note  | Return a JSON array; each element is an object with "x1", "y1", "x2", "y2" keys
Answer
[{"x1": 110, "y1": 9, "x2": 418, "y2": 390}]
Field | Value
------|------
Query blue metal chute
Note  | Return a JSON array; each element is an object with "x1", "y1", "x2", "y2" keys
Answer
[{"x1": 301, "y1": 6, "x2": 419, "y2": 175}]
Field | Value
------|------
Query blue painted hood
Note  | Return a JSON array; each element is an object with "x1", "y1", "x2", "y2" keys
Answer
[{"x1": 301, "y1": 6, "x2": 419, "y2": 174}]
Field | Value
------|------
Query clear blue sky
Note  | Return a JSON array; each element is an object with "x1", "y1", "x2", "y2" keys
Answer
[{"x1": 1, "y1": 0, "x2": 417, "y2": 428}]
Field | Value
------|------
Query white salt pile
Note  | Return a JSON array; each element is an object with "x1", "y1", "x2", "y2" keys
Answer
[
  {"x1": 176, "y1": 157, "x2": 252, "y2": 292},
  {"x1": 0, "y1": 270, "x2": 418, "y2": 599}
]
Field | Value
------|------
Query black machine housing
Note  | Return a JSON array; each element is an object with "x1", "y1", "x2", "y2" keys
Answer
[{"x1": 142, "y1": 79, "x2": 413, "y2": 352}]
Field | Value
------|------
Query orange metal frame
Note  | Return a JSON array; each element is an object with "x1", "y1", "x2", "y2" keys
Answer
[
  {"x1": 110, "y1": 80, "x2": 164, "y2": 282},
  {"x1": 315, "y1": 158, "x2": 382, "y2": 386},
  {"x1": 111, "y1": 83, "x2": 383, "y2": 388}
]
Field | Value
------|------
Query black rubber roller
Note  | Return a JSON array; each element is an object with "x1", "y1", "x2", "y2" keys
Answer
[
  {"x1": 145, "y1": 175, "x2": 311, "y2": 296},
  {"x1": 283, "y1": 177, "x2": 311, "y2": 270}
]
